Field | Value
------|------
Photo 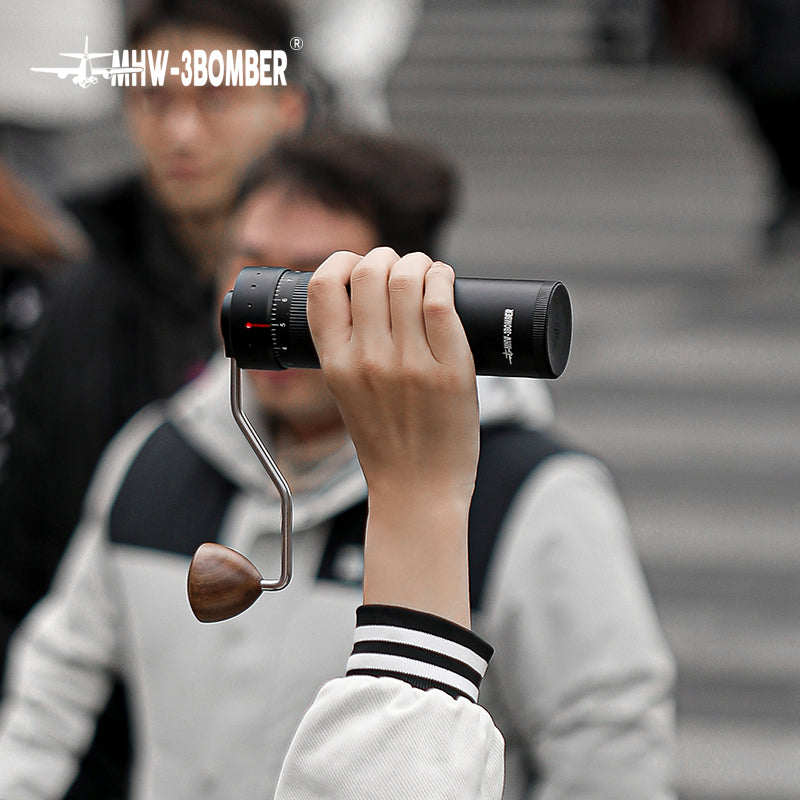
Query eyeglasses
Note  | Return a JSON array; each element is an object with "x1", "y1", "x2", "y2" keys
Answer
[{"x1": 128, "y1": 83, "x2": 270, "y2": 121}]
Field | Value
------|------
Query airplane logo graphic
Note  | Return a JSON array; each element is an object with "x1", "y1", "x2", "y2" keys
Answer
[{"x1": 31, "y1": 36, "x2": 143, "y2": 88}]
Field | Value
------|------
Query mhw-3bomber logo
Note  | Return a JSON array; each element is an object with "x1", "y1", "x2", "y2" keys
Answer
[
  {"x1": 32, "y1": 35, "x2": 290, "y2": 88},
  {"x1": 30, "y1": 36, "x2": 143, "y2": 88}
]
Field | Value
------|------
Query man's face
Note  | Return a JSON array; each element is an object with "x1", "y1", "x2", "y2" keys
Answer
[
  {"x1": 224, "y1": 185, "x2": 378, "y2": 440},
  {"x1": 126, "y1": 25, "x2": 305, "y2": 218}
]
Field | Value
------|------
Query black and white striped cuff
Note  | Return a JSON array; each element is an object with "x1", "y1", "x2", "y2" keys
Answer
[{"x1": 345, "y1": 605, "x2": 494, "y2": 702}]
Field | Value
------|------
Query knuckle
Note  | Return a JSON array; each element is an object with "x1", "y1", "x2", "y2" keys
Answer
[
  {"x1": 388, "y1": 268, "x2": 415, "y2": 295},
  {"x1": 319, "y1": 352, "x2": 348, "y2": 382},
  {"x1": 306, "y1": 270, "x2": 331, "y2": 299},
  {"x1": 433, "y1": 364, "x2": 471, "y2": 396},
  {"x1": 366, "y1": 245, "x2": 399, "y2": 261},
  {"x1": 353, "y1": 352, "x2": 390, "y2": 383},
  {"x1": 402, "y1": 362, "x2": 433, "y2": 390},
  {"x1": 423, "y1": 294, "x2": 451, "y2": 318},
  {"x1": 426, "y1": 260, "x2": 452, "y2": 276},
  {"x1": 348, "y1": 264, "x2": 372, "y2": 290},
  {"x1": 389, "y1": 255, "x2": 430, "y2": 290}
]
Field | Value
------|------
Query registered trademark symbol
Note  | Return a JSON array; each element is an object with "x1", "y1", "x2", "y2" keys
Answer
[{"x1": 290, "y1": 37, "x2": 303, "y2": 51}]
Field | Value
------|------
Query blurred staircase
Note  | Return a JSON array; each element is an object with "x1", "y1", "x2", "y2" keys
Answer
[{"x1": 388, "y1": 3, "x2": 800, "y2": 799}]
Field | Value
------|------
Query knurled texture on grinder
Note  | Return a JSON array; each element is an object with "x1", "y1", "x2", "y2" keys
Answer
[
  {"x1": 275, "y1": 270, "x2": 318, "y2": 368},
  {"x1": 531, "y1": 282, "x2": 556, "y2": 379},
  {"x1": 289, "y1": 279, "x2": 310, "y2": 337}
]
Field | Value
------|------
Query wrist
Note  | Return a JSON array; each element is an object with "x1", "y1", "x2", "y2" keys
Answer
[
  {"x1": 367, "y1": 479, "x2": 474, "y2": 518},
  {"x1": 362, "y1": 492, "x2": 472, "y2": 628}
]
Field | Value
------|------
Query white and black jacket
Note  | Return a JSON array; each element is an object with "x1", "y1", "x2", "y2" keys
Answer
[
  {"x1": 0, "y1": 354, "x2": 677, "y2": 799},
  {"x1": 274, "y1": 604, "x2": 504, "y2": 800}
]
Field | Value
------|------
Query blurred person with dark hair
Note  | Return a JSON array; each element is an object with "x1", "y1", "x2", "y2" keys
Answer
[
  {"x1": 0, "y1": 130, "x2": 675, "y2": 799},
  {"x1": 726, "y1": 0, "x2": 800, "y2": 256},
  {"x1": 660, "y1": 0, "x2": 800, "y2": 257},
  {"x1": 0, "y1": 1, "x2": 307, "y2": 797}
]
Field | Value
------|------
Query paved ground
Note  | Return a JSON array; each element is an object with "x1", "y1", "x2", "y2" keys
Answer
[{"x1": 387, "y1": 3, "x2": 800, "y2": 799}]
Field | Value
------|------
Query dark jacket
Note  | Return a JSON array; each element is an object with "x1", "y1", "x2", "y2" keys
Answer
[{"x1": 0, "y1": 176, "x2": 218, "y2": 798}]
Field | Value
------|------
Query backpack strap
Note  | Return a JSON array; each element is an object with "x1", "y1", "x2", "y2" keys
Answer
[
  {"x1": 109, "y1": 422, "x2": 236, "y2": 556},
  {"x1": 316, "y1": 500, "x2": 369, "y2": 588},
  {"x1": 468, "y1": 424, "x2": 568, "y2": 610},
  {"x1": 317, "y1": 424, "x2": 570, "y2": 611}
]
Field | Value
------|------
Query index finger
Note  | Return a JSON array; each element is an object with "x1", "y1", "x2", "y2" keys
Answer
[{"x1": 307, "y1": 251, "x2": 362, "y2": 364}]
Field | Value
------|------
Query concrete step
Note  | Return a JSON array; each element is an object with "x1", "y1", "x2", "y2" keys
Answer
[
  {"x1": 654, "y1": 572, "x2": 800, "y2": 672},
  {"x1": 623, "y1": 483, "x2": 800, "y2": 571},
  {"x1": 392, "y1": 76, "x2": 752, "y2": 155},
  {"x1": 392, "y1": 61, "x2": 655, "y2": 93},
  {"x1": 676, "y1": 718, "x2": 800, "y2": 800},
  {"x1": 676, "y1": 669, "x2": 800, "y2": 726},
  {"x1": 551, "y1": 272, "x2": 800, "y2": 387},
  {"x1": 552, "y1": 400, "x2": 799, "y2": 483},
  {"x1": 412, "y1": 2, "x2": 593, "y2": 49}
]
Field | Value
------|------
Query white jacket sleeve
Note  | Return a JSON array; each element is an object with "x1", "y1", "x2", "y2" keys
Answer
[
  {"x1": 482, "y1": 454, "x2": 677, "y2": 800},
  {"x1": 274, "y1": 605, "x2": 505, "y2": 800}
]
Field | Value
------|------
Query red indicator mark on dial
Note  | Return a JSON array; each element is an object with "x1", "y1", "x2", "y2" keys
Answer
[{"x1": 246, "y1": 322, "x2": 271, "y2": 329}]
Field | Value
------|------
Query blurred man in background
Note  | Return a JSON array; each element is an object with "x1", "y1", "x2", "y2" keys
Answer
[
  {"x1": 0, "y1": 130, "x2": 675, "y2": 800},
  {"x1": 0, "y1": 1, "x2": 306, "y2": 797}
]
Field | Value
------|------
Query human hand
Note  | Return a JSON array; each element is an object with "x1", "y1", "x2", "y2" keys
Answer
[{"x1": 307, "y1": 248, "x2": 478, "y2": 626}]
